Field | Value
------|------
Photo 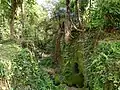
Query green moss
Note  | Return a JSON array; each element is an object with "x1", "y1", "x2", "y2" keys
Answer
[
  {"x1": 61, "y1": 41, "x2": 85, "y2": 88},
  {"x1": 65, "y1": 73, "x2": 84, "y2": 88},
  {"x1": 76, "y1": 50, "x2": 84, "y2": 73},
  {"x1": 54, "y1": 74, "x2": 61, "y2": 85}
]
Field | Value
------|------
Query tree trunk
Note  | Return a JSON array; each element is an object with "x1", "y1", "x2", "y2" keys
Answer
[
  {"x1": 9, "y1": 0, "x2": 20, "y2": 40},
  {"x1": 9, "y1": 0, "x2": 16, "y2": 40},
  {"x1": 65, "y1": 0, "x2": 71, "y2": 43},
  {"x1": 21, "y1": 2, "x2": 24, "y2": 29},
  {"x1": 9, "y1": 12, "x2": 15, "y2": 40},
  {"x1": 54, "y1": 22, "x2": 64, "y2": 65}
]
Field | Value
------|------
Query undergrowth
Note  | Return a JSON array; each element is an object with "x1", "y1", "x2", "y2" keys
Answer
[
  {"x1": 0, "y1": 43, "x2": 66, "y2": 90},
  {"x1": 89, "y1": 41, "x2": 120, "y2": 90}
]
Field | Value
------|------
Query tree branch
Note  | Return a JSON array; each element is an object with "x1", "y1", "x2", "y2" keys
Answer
[{"x1": 70, "y1": 19, "x2": 85, "y2": 32}]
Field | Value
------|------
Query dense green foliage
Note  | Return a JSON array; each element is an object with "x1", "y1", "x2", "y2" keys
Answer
[
  {"x1": 89, "y1": 42, "x2": 120, "y2": 90},
  {"x1": 88, "y1": 0, "x2": 120, "y2": 30},
  {"x1": 0, "y1": 44, "x2": 66, "y2": 90},
  {"x1": 11, "y1": 48, "x2": 65, "y2": 90},
  {"x1": 0, "y1": 43, "x2": 20, "y2": 79},
  {"x1": 0, "y1": 0, "x2": 120, "y2": 90}
]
